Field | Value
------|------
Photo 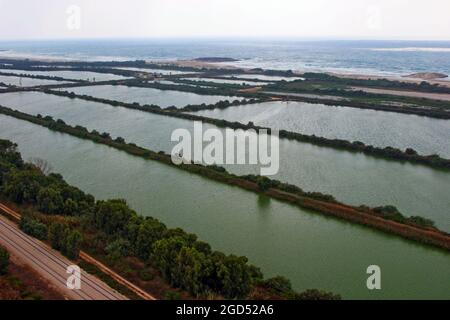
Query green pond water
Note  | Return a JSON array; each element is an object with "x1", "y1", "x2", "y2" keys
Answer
[
  {"x1": 1, "y1": 91, "x2": 449, "y2": 231},
  {"x1": 0, "y1": 114, "x2": 449, "y2": 299},
  {"x1": 117, "y1": 67, "x2": 196, "y2": 75},
  {"x1": 65, "y1": 85, "x2": 245, "y2": 108},
  {"x1": 182, "y1": 78, "x2": 269, "y2": 86},
  {"x1": 190, "y1": 101, "x2": 450, "y2": 158},
  {"x1": 0, "y1": 75, "x2": 69, "y2": 87},
  {"x1": 224, "y1": 74, "x2": 304, "y2": 82},
  {"x1": 0, "y1": 69, "x2": 128, "y2": 81}
]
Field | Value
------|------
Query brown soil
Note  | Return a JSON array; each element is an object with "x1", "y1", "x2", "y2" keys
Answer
[
  {"x1": 238, "y1": 86, "x2": 263, "y2": 93},
  {"x1": 0, "y1": 256, "x2": 65, "y2": 300},
  {"x1": 404, "y1": 72, "x2": 448, "y2": 80}
]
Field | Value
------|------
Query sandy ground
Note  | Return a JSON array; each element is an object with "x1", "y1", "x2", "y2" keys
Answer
[
  {"x1": 156, "y1": 59, "x2": 450, "y2": 87},
  {"x1": 150, "y1": 59, "x2": 240, "y2": 70}
]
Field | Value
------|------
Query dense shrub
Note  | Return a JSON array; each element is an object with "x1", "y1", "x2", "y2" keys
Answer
[
  {"x1": 297, "y1": 289, "x2": 341, "y2": 300},
  {"x1": 373, "y1": 206, "x2": 436, "y2": 228},
  {"x1": 20, "y1": 215, "x2": 48, "y2": 240},
  {"x1": 91, "y1": 198, "x2": 260, "y2": 298},
  {"x1": 0, "y1": 143, "x2": 94, "y2": 216},
  {"x1": 0, "y1": 246, "x2": 9, "y2": 275},
  {"x1": 48, "y1": 222, "x2": 83, "y2": 259}
]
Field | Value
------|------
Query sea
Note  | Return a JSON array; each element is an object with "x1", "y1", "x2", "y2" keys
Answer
[{"x1": 1, "y1": 39, "x2": 450, "y2": 78}]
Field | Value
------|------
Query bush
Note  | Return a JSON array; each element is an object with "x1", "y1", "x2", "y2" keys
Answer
[
  {"x1": 0, "y1": 246, "x2": 9, "y2": 275},
  {"x1": 48, "y1": 222, "x2": 67, "y2": 251},
  {"x1": 373, "y1": 206, "x2": 406, "y2": 223},
  {"x1": 63, "y1": 230, "x2": 83, "y2": 260},
  {"x1": 297, "y1": 289, "x2": 341, "y2": 300},
  {"x1": 165, "y1": 291, "x2": 181, "y2": 300},
  {"x1": 105, "y1": 239, "x2": 130, "y2": 262},
  {"x1": 48, "y1": 222, "x2": 82, "y2": 259},
  {"x1": 256, "y1": 176, "x2": 275, "y2": 191},
  {"x1": 139, "y1": 270, "x2": 154, "y2": 282},
  {"x1": 19, "y1": 216, "x2": 48, "y2": 240},
  {"x1": 408, "y1": 216, "x2": 435, "y2": 228},
  {"x1": 260, "y1": 276, "x2": 293, "y2": 296},
  {"x1": 93, "y1": 199, "x2": 135, "y2": 236}
]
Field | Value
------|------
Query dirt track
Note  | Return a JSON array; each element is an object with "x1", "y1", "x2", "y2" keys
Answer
[{"x1": 0, "y1": 214, "x2": 127, "y2": 300}]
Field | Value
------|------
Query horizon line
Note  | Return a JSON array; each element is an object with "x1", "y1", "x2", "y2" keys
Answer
[{"x1": 1, "y1": 36, "x2": 450, "y2": 43}]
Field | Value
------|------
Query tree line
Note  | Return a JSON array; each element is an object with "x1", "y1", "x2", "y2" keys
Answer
[{"x1": 301, "y1": 72, "x2": 450, "y2": 94}]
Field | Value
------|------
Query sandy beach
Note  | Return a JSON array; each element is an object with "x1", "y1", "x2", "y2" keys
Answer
[
  {"x1": 1, "y1": 52, "x2": 449, "y2": 88},
  {"x1": 152, "y1": 59, "x2": 450, "y2": 88}
]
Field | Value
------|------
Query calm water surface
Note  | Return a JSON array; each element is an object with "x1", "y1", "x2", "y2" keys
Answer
[
  {"x1": 66, "y1": 85, "x2": 244, "y2": 108},
  {"x1": 0, "y1": 114, "x2": 449, "y2": 300},
  {"x1": 183, "y1": 77, "x2": 269, "y2": 86},
  {"x1": 117, "y1": 67, "x2": 197, "y2": 75},
  {"x1": 0, "y1": 75, "x2": 68, "y2": 87},
  {"x1": 0, "y1": 91, "x2": 449, "y2": 231},
  {"x1": 0, "y1": 69, "x2": 128, "y2": 81},
  {"x1": 223, "y1": 74, "x2": 304, "y2": 81},
  {"x1": 191, "y1": 101, "x2": 450, "y2": 158}
]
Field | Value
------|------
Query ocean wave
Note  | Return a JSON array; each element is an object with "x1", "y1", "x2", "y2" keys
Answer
[
  {"x1": 0, "y1": 50, "x2": 131, "y2": 62},
  {"x1": 368, "y1": 47, "x2": 450, "y2": 53}
]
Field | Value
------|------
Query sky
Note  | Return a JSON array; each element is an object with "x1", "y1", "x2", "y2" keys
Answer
[{"x1": 1, "y1": 0, "x2": 450, "y2": 41}]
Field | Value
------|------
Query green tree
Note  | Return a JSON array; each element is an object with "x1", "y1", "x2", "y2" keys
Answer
[
  {"x1": 37, "y1": 187, "x2": 64, "y2": 214},
  {"x1": 63, "y1": 230, "x2": 83, "y2": 260},
  {"x1": 212, "y1": 253, "x2": 254, "y2": 299},
  {"x1": 114, "y1": 137, "x2": 126, "y2": 144},
  {"x1": 0, "y1": 139, "x2": 23, "y2": 168},
  {"x1": 297, "y1": 289, "x2": 341, "y2": 300},
  {"x1": 93, "y1": 199, "x2": 135, "y2": 235},
  {"x1": 19, "y1": 215, "x2": 48, "y2": 240},
  {"x1": 63, "y1": 198, "x2": 79, "y2": 216},
  {"x1": 174, "y1": 246, "x2": 210, "y2": 296},
  {"x1": 152, "y1": 237, "x2": 186, "y2": 285},
  {"x1": 2, "y1": 170, "x2": 42, "y2": 203},
  {"x1": 134, "y1": 218, "x2": 167, "y2": 260},
  {"x1": 259, "y1": 276, "x2": 294, "y2": 298},
  {"x1": 105, "y1": 238, "x2": 130, "y2": 263},
  {"x1": 408, "y1": 216, "x2": 435, "y2": 228},
  {"x1": 373, "y1": 206, "x2": 406, "y2": 223},
  {"x1": 48, "y1": 222, "x2": 67, "y2": 251},
  {"x1": 256, "y1": 176, "x2": 276, "y2": 192}
]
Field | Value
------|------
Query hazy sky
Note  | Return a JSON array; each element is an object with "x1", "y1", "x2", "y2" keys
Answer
[{"x1": 1, "y1": 0, "x2": 449, "y2": 40}]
